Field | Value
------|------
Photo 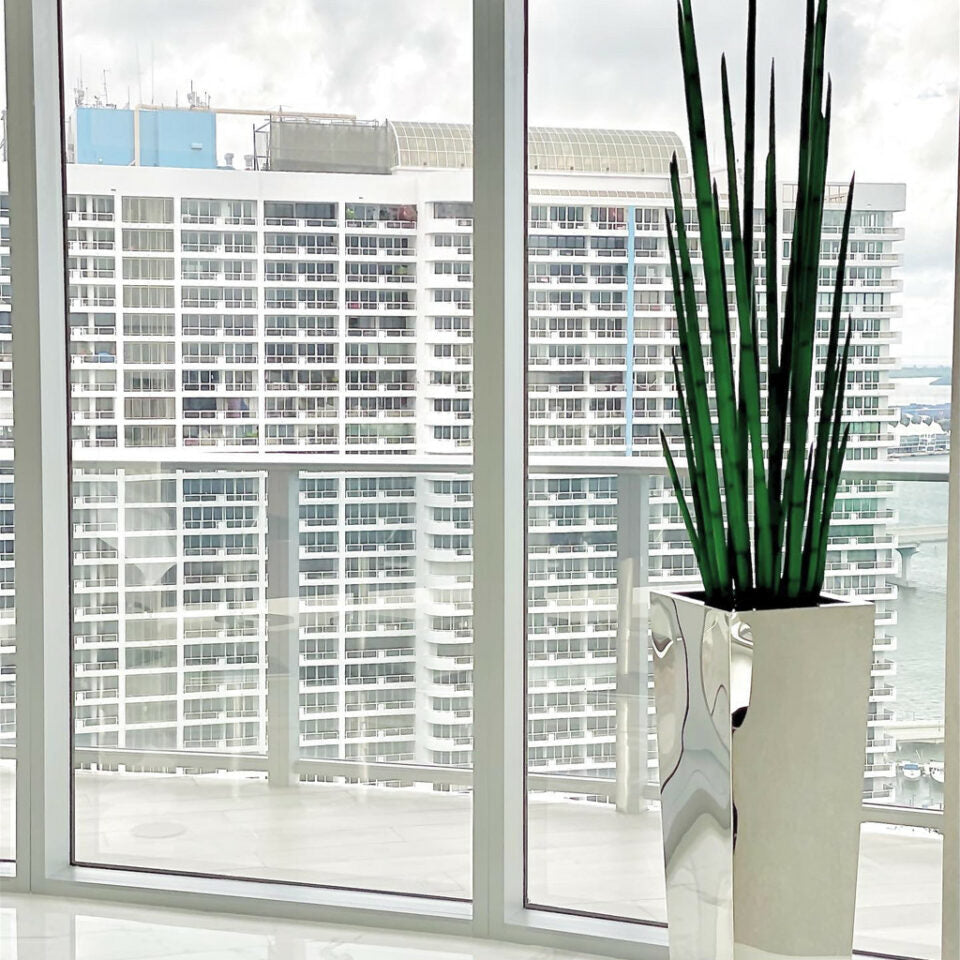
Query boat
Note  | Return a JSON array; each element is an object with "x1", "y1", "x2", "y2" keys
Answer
[
  {"x1": 927, "y1": 761, "x2": 945, "y2": 785},
  {"x1": 900, "y1": 761, "x2": 923, "y2": 781}
]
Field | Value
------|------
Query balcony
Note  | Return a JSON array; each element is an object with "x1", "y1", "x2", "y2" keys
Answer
[{"x1": 0, "y1": 451, "x2": 942, "y2": 941}]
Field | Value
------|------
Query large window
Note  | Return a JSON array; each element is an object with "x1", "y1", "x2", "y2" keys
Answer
[
  {"x1": 524, "y1": 1, "x2": 957, "y2": 956},
  {"x1": 62, "y1": 0, "x2": 474, "y2": 900},
  {"x1": 1, "y1": 2, "x2": 957, "y2": 958}
]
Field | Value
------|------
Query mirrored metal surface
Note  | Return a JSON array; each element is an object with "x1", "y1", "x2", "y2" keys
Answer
[
  {"x1": 650, "y1": 592, "x2": 738, "y2": 960},
  {"x1": 651, "y1": 590, "x2": 874, "y2": 960}
]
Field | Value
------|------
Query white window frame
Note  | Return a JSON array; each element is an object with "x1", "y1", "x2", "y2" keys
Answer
[{"x1": 1, "y1": 0, "x2": 957, "y2": 957}]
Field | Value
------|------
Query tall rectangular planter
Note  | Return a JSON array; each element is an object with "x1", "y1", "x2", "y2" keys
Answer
[{"x1": 650, "y1": 590, "x2": 874, "y2": 960}]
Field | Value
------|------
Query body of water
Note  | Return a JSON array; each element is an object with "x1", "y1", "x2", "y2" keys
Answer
[
  {"x1": 888, "y1": 462, "x2": 948, "y2": 727},
  {"x1": 886, "y1": 458, "x2": 947, "y2": 807},
  {"x1": 889, "y1": 374, "x2": 951, "y2": 408},
  {"x1": 885, "y1": 378, "x2": 948, "y2": 729}
]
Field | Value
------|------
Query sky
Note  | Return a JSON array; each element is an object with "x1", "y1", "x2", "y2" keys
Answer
[{"x1": 11, "y1": 0, "x2": 960, "y2": 361}]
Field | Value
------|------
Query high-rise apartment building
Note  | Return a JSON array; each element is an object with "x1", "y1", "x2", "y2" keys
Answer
[{"x1": 0, "y1": 110, "x2": 904, "y2": 799}]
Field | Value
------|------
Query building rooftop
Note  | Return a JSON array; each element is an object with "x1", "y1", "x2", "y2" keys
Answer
[
  {"x1": 257, "y1": 113, "x2": 689, "y2": 176},
  {"x1": 389, "y1": 120, "x2": 688, "y2": 175}
]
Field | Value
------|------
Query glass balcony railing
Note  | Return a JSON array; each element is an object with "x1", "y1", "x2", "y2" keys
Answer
[{"x1": 0, "y1": 449, "x2": 943, "y2": 921}]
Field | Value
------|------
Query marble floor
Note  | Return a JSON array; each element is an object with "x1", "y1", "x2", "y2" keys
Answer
[
  {"x1": 0, "y1": 893, "x2": 611, "y2": 960},
  {"x1": 0, "y1": 763, "x2": 944, "y2": 958}
]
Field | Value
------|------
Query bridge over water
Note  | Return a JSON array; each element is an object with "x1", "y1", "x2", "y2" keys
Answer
[{"x1": 890, "y1": 525, "x2": 948, "y2": 585}]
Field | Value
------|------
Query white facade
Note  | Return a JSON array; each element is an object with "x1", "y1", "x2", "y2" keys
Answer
[{"x1": 0, "y1": 130, "x2": 905, "y2": 798}]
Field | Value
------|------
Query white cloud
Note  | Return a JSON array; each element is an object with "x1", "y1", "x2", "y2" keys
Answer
[
  {"x1": 6, "y1": 0, "x2": 958, "y2": 360},
  {"x1": 528, "y1": 0, "x2": 959, "y2": 362}
]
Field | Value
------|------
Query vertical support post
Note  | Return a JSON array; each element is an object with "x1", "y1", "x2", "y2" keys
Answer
[
  {"x1": 265, "y1": 468, "x2": 300, "y2": 788},
  {"x1": 133, "y1": 107, "x2": 140, "y2": 166},
  {"x1": 625, "y1": 207, "x2": 636, "y2": 456},
  {"x1": 615, "y1": 472, "x2": 650, "y2": 813},
  {"x1": 941, "y1": 112, "x2": 960, "y2": 960},
  {"x1": 472, "y1": 0, "x2": 526, "y2": 937},
  {"x1": 5, "y1": 0, "x2": 71, "y2": 888}
]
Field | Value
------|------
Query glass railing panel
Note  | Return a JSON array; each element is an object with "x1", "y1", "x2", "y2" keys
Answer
[
  {"x1": 855, "y1": 822, "x2": 942, "y2": 959},
  {"x1": 867, "y1": 475, "x2": 949, "y2": 812}
]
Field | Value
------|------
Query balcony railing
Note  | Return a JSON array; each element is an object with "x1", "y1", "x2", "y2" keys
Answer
[{"x1": 1, "y1": 449, "x2": 942, "y2": 833}]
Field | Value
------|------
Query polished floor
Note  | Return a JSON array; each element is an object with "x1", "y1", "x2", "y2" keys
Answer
[
  {"x1": 0, "y1": 893, "x2": 612, "y2": 960},
  {"x1": 0, "y1": 763, "x2": 944, "y2": 958}
]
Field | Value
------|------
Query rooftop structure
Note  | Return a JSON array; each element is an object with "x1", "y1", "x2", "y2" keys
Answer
[{"x1": 72, "y1": 105, "x2": 218, "y2": 169}]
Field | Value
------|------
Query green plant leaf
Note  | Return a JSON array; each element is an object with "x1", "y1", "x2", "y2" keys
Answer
[
  {"x1": 802, "y1": 175, "x2": 855, "y2": 594},
  {"x1": 660, "y1": 428, "x2": 711, "y2": 591},
  {"x1": 668, "y1": 160, "x2": 731, "y2": 590},
  {"x1": 672, "y1": 352, "x2": 718, "y2": 593},
  {"x1": 663, "y1": 0, "x2": 854, "y2": 608}
]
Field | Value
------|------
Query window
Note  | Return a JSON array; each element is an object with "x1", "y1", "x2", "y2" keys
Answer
[
  {"x1": 521, "y1": 4, "x2": 953, "y2": 955},
  {"x1": 0, "y1": 1, "x2": 951, "y2": 957},
  {"x1": 122, "y1": 196, "x2": 175, "y2": 224},
  {"x1": 123, "y1": 285, "x2": 175, "y2": 309},
  {"x1": 124, "y1": 342, "x2": 175, "y2": 365},
  {"x1": 264, "y1": 201, "x2": 337, "y2": 223},
  {"x1": 122, "y1": 229, "x2": 174, "y2": 252},
  {"x1": 122, "y1": 257, "x2": 174, "y2": 280},
  {"x1": 56, "y1": 0, "x2": 475, "y2": 909}
]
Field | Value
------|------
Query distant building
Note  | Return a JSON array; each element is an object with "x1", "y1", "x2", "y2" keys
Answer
[
  {"x1": 0, "y1": 106, "x2": 906, "y2": 801},
  {"x1": 890, "y1": 416, "x2": 950, "y2": 457}
]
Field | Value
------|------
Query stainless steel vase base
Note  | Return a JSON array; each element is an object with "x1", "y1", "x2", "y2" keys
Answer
[{"x1": 650, "y1": 591, "x2": 874, "y2": 960}]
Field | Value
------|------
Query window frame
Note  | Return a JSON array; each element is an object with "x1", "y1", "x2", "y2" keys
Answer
[{"x1": 0, "y1": 0, "x2": 957, "y2": 958}]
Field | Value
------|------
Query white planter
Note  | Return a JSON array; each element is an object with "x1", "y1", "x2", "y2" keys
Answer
[{"x1": 649, "y1": 590, "x2": 874, "y2": 960}]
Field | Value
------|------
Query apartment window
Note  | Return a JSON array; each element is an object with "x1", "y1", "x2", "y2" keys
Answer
[
  {"x1": 529, "y1": 234, "x2": 586, "y2": 254},
  {"x1": 182, "y1": 198, "x2": 256, "y2": 224},
  {"x1": 121, "y1": 197, "x2": 175, "y2": 224},
  {"x1": 434, "y1": 201, "x2": 474, "y2": 219},
  {"x1": 224, "y1": 232, "x2": 256, "y2": 254},
  {"x1": 124, "y1": 397, "x2": 175, "y2": 420},
  {"x1": 434, "y1": 232, "x2": 473, "y2": 251},
  {"x1": 67, "y1": 194, "x2": 115, "y2": 219},
  {"x1": 122, "y1": 257, "x2": 175, "y2": 280},
  {"x1": 346, "y1": 203, "x2": 416, "y2": 223},
  {"x1": 264, "y1": 201, "x2": 337, "y2": 223},
  {"x1": 124, "y1": 370, "x2": 175, "y2": 392},
  {"x1": 636, "y1": 208, "x2": 661, "y2": 229},
  {"x1": 123, "y1": 341, "x2": 175, "y2": 365},
  {"x1": 124, "y1": 425, "x2": 176, "y2": 447},
  {"x1": 123, "y1": 285, "x2": 175, "y2": 309},
  {"x1": 122, "y1": 228, "x2": 174, "y2": 252},
  {"x1": 590, "y1": 206, "x2": 625, "y2": 226}
]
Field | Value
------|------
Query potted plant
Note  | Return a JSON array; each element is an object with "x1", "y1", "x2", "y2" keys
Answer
[{"x1": 650, "y1": 0, "x2": 875, "y2": 957}]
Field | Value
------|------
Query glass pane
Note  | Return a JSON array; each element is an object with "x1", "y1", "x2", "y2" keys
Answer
[
  {"x1": 525, "y1": 0, "x2": 956, "y2": 925},
  {"x1": 856, "y1": 823, "x2": 942, "y2": 958},
  {"x1": 883, "y1": 478, "x2": 947, "y2": 810},
  {"x1": 0, "y1": 0, "x2": 16, "y2": 877},
  {"x1": 63, "y1": 0, "x2": 474, "y2": 898}
]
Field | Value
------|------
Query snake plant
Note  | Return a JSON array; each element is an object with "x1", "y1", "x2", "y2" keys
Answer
[{"x1": 661, "y1": 0, "x2": 854, "y2": 609}]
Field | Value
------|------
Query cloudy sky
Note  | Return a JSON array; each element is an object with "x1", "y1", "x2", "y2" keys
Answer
[{"x1": 33, "y1": 1, "x2": 960, "y2": 360}]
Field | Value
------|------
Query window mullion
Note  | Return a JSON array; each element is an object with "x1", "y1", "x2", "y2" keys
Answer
[
  {"x1": 5, "y1": 0, "x2": 72, "y2": 888},
  {"x1": 942, "y1": 115, "x2": 960, "y2": 960},
  {"x1": 471, "y1": 0, "x2": 527, "y2": 938}
]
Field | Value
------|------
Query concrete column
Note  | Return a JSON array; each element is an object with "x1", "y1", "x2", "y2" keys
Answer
[
  {"x1": 266, "y1": 467, "x2": 301, "y2": 787},
  {"x1": 615, "y1": 471, "x2": 650, "y2": 813},
  {"x1": 895, "y1": 543, "x2": 918, "y2": 587}
]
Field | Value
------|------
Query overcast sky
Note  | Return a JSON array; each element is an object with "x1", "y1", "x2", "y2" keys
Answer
[{"x1": 23, "y1": 1, "x2": 960, "y2": 361}]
